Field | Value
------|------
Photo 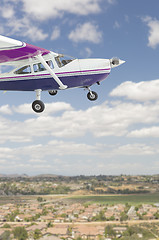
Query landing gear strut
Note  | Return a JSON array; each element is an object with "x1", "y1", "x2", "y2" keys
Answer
[
  {"x1": 86, "y1": 87, "x2": 98, "y2": 101},
  {"x1": 32, "y1": 89, "x2": 45, "y2": 113}
]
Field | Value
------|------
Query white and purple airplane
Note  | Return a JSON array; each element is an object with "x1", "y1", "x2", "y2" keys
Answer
[{"x1": 0, "y1": 35, "x2": 125, "y2": 113}]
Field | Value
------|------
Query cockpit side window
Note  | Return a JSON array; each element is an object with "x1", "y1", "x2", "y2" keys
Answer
[
  {"x1": 33, "y1": 63, "x2": 45, "y2": 72},
  {"x1": 46, "y1": 60, "x2": 54, "y2": 69},
  {"x1": 14, "y1": 65, "x2": 31, "y2": 74},
  {"x1": 33, "y1": 60, "x2": 54, "y2": 72},
  {"x1": 55, "y1": 56, "x2": 75, "y2": 68}
]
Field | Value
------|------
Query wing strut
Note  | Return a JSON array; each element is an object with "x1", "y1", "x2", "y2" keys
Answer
[{"x1": 37, "y1": 54, "x2": 67, "y2": 90}]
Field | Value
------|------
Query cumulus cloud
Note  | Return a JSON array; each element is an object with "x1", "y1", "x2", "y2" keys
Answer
[
  {"x1": 0, "y1": 99, "x2": 159, "y2": 145},
  {"x1": 6, "y1": 16, "x2": 48, "y2": 41},
  {"x1": 0, "y1": 105, "x2": 12, "y2": 115},
  {"x1": 128, "y1": 126, "x2": 159, "y2": 138},
  {"x1": 21, "y1": 0, "x2": 102, "y2": 20},
  {"x1": 0, "y1": 4, "x2": 15, "y2": 19},
  {"x1": 110, "y1": 80, "x2": 159, "y2": 101},
  {"x1": 68, "y1": 22, "x2": 102, "y2": 44},
  {"x1": 0, "y1": 99, "x2": 159, "y2": 174},
  {"x1": 0, "y1": 0, "x2": 106, "y2": 42},
  {"x1": 142, "y1": 16, "x2": 159, "y2": 48},
  {"x1": 112, "y1": 143, "x2": 155, "y2": 156},
  {"x1": 0, "y1": 140, "x2": 158, "y2": 175}
]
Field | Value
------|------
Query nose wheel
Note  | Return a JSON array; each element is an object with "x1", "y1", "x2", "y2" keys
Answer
[{"x1": 32, "y1": 89, "x2": 45, "y2": 113}]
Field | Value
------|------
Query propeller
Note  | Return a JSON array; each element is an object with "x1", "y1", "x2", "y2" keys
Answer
[
  {"x1": 111, "y1": 57, "x2": 120, "y2": 66},
  {"x1": 110, "y1": 57, "x2": 125, "y2": 68}
]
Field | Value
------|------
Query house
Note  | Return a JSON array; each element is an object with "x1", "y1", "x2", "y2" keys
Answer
[
  {"x1": 27, "y1": 223, "x2": 47, "y2": 232},
  {"x1": 43, "y1": 225, "x2": 69, "y2": 239},
  {"x1": 73, "y1": 225, "x2": 104, "y2": 239}
]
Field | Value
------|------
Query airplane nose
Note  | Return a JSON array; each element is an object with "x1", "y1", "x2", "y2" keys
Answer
[
  {"x1": 110, "y1": 57, "x2": 125, "y2": 68},
  {"x1": 119, "y1": 59, "x2": 125, "y2": 65}
]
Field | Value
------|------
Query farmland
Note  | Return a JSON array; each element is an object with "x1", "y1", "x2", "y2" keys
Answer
[{"x1": 67, "y1": 193, "x2": 159, "y2": 206}]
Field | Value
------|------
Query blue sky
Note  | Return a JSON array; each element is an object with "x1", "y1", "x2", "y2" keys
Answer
[{"x1": 0, "y1": 0, "x2": 159, "y2": 175}]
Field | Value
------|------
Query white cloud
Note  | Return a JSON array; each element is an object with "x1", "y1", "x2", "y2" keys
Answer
[
  {"x1": 21, "y1": 0, "x2": 102, "y2": 20},
  {"x1": 51, "y1": 26, "x2": 61, "y2": 41},
  {"x1": 0, "y1": 4, "x2": 15, "y2": 19},
  {"x1": 0, "y1": 94, "x2": 159, "y2": 174},
  {"x1": 110, "y1": 80, "x2": 159, "y2": 101},
  {"x1": 0, "y1": 99, "x2": 159, "y2": 145},
  {"x1": 112, "y1": 143, "x2": 155, "y2": 156},
  {"x1": 128, "y1": 126, "x2": 159, "y2": 138},
  {"x1": 0, "y1": 0, "x2": 105, "y2": 42},
  {"x1": 6, "y1": 17, "x2": 48, "y2": 41},
  {"x1": 68, "y1": 22, "x2": 102, "y2": 44},
  {"x1": 142, "y1": 16, "x2": 159, "y2": 48},
  {"x1": 23, "y1": 26, "x2": 48, "y2": 41},
  {"x1": 0, "y1": 105, "x2": 12, "y2": 115},
  {"x1": 0, "y1": 140, "x2": 158, "y2": 175}
]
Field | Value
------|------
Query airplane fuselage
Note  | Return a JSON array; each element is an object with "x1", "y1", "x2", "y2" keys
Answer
[{"x1": 0, "y1": 53, "x2": 111, "y2": 91}]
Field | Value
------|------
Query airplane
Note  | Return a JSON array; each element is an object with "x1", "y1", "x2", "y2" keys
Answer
[{"x1": 0, "y1": 35, "x2": 125, "y2": 113}]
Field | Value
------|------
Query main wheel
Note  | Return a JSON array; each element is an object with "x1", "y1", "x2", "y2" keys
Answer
[
  {"x1": 32, "y1": 100, "x2": 45, "y2": 113},
  {"x1": 87, "y1": 91, "x2": 98, "y2": 101},
  {"x1": 49, "y1": 90, "x2": 58, "y2": 96}
]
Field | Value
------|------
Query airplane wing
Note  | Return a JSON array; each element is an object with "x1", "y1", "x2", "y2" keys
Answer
[
  {"x1": 0, "y1": 35, "x2": 67, "y2": 89},
  {"x1": 0, "y1": 35, "x2": 50, "y2": 63}
]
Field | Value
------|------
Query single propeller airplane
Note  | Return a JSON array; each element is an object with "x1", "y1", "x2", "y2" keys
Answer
[{"x1": 0, "y1": 35, "x2": 125, "y2": 113}]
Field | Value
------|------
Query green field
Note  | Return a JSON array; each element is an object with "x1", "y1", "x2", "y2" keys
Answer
[{"x1": 68, "y1": 193, "x2": 159, "y2": 205}]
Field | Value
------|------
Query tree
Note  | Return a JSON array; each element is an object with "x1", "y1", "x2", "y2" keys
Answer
[
  {"x1": 47, "y1": 221, "x2": 53, "y2": 228},
  {"x1": 13, "y1": 227, "x2": 28, "y2": 240},
  {"x1": 33, "y1": 229, "x2": 42, "y2": 240},
  {"x1": 37, "y1": 197, "x2": 43, "y2": 202},
  {"x1": 92, "y1": 210, "x2": 106, "y2": 221},
  {"x1": 105, "y1": 225, "x2": 116, "y2": 237},
  {"x1": 120, "y1": 212, "x2": 128, "y2": 222}
]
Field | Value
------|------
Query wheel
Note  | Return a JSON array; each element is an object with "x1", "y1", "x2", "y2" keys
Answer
[
  {"x1": 87, "y1": 91, "x2": 98, "y2": 101},
  {"x1": 49, "y1": 90, "x2": 58, "y2": 96},
  {"x1": 32, "y1": 100, "x2": 45, "y2": 113}
]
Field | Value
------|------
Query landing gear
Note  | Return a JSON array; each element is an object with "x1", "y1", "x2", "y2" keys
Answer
[
  {"x1": 32, "y1": 89, "x2": 45, "y2": 113},
  {"x1": 49, "y1": 90, "x2": 58, "y2": 96},
  {"x1": 32, "y1": 100, "x2": 45, "y2": 113},
  {"x1": 86, "y1": 88, "x2": 98, "y2": 101}
]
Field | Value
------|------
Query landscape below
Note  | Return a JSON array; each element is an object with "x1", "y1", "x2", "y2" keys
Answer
[{"x1": 0, "y1": 174, "x2": 158, "y2": 240}]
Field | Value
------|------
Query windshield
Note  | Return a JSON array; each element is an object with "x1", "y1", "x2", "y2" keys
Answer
[{"x1": 55, "y1": 55, "x2": 75, "y2": 68}]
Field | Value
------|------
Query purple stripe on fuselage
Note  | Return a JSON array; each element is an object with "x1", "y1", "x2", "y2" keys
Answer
[
  {"x1": 0, "y1": 72, "x2": 110, "y2": 91},
  {"x1": 0, "y1": 43, "x2": 50, "y2": 63}
]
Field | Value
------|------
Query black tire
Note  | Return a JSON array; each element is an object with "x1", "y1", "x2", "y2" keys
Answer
[
  {"x1": 49, "y1": 90, "x2": 58, "y2": 96},
  {"x1": 87, "y1": 91, "x2": 98, "y2": 101},
  {"x1": 32, "y1": 100, "x2": 45, "y2": 113}
]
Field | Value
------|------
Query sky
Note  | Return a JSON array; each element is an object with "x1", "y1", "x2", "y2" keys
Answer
[{"x1": 0, "y1": 0, "x2": 159, "y2": 176}]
